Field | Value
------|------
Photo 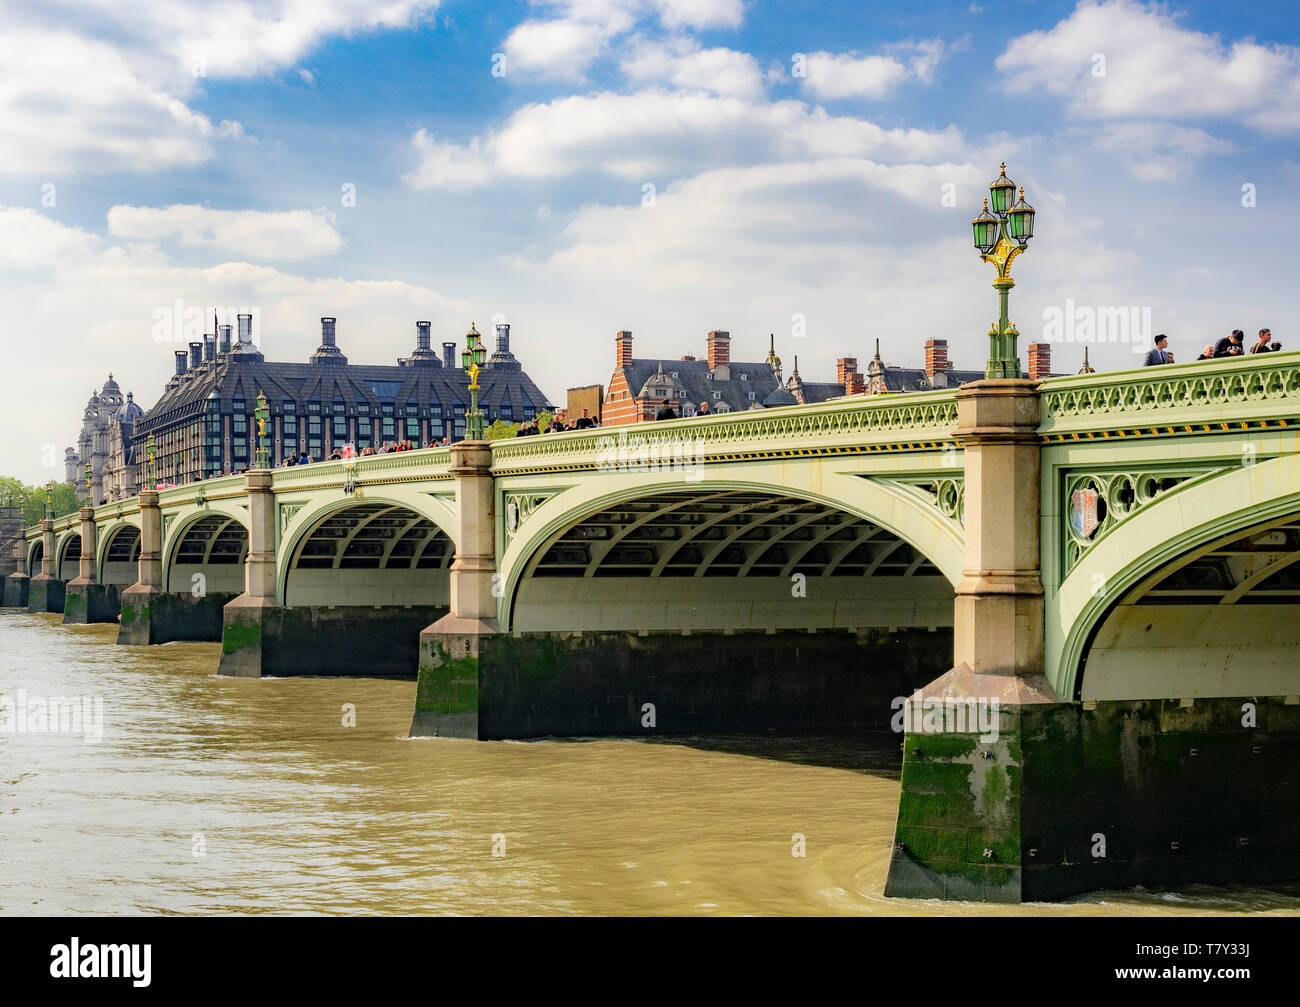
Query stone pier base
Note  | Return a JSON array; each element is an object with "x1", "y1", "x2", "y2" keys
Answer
[
  {"x1": 884, "y1": 665, "x2": 1300, "y2": 901},
  {"x1": 63, "y1": 581, "x2": 122, "y2": 624},
  {"x1": 410, "y1": 626, "x2": 953, "y2": 740},
  {"x1": 3, "y1": 572, "x2": 29, "y2": 608},
  {"x1": 118, "y1": 588, "x2": 238, "y2": 645},
  {"x1": 218, "y1": 598, "x2": 446, "y2": 679},
  {"x1": 27, "y1": 575, "x2": 65, "y2": 614}
]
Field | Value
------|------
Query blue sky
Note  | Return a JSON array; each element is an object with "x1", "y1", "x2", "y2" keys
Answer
[{"x1": 2, "y1": 0, "x2": 1298, "y2": 482}]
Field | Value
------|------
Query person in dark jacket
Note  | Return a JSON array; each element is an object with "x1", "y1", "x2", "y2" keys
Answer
[
  {"x1": 656, "y1": 399, "x2": 678, "y2": 420},
  {"x1": 1142, "y1": 334, "x2": 1173, "y2": 365},
  {"x1": 1213, "y1": 330, "x2": 1245, "y2": 358},
  {"x1": 1248, "y1": 328, "x2": 1281, "y2": 354}
]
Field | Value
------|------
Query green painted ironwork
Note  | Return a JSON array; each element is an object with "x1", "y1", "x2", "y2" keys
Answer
[{"x1": 972, "y1": 163, "x2": 1036, "y2": 379}]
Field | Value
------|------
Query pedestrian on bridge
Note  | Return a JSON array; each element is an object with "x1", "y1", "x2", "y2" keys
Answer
[
  {"x1": 1143, "y1": 334, "x2": 1174, "y2": 365},
  {"x1": 1248, "y1": 328, "x2": 1281, "y2": 354},
  {"x1": 1213, "y1": 330, "x2": 1245, "y2": 357}
]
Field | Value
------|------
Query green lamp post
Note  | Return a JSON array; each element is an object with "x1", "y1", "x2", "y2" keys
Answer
[
  {"x1": 145, "y1": 433, "x2": 156, "y2": 488},
  {"x1": 460, "y1": 323, "x2": 487, "y2": 441},
  {"x1": 44, "y1": 481, "x2": 53, "y2": 521},
  {"x1": 84, "y1": 461, "x2": 92, "y2": 497},
  {"x1": 254, "y1": 389, "x2": 270, "y2": 469},
  {"x1": 972, "y1": 162, "x2": 1036, "y2": 378}
]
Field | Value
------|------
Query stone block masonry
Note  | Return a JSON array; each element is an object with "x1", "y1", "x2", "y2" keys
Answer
[{"x1": 411, "y1": 627, "x2": 953, "y2": 740}]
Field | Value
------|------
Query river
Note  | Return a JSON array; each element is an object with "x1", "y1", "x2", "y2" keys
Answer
[{"x1": 2, "y1": 611, "x2": 1297, "y2": 916}]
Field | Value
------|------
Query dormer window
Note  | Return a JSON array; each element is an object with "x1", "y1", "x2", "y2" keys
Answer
[
  {"x1": 670, "y1": 371, "x2": 679, "y2": 379},
  {"x1": 740, "y1": 373, "x2": 748, "y2": 381},
  {"x1": 712, "y1": 391, "x2": 722, "y2": 401}
]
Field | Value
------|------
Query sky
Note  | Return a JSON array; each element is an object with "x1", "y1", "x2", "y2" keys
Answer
[{"x1": 1, "y1": 0, "x2": 1297, "y2": 484}]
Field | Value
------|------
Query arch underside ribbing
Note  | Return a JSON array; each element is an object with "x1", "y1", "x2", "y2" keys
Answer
[
  {"x1": 511, "y1": 489, "x2": 954, "y2": 633},
  {"x1": 99, "y1": 525, "x2": 140, "y2": 585},
  {"x1": 166, "y1": 515, "x2": 248, "y2": 594},
  {"x1": 57, "y1": 534, "x2": 82, "y2": 580},
  {"x1": 287, "y1": 503, "x2": 451, "y2": 607},
  {"x1": 1082, "y1": 513, "x2": 1300, "y2": 701}
]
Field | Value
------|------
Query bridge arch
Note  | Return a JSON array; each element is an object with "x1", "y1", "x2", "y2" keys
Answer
[
  {"x1": 278, "y1": 494, "x2": 455, "y2": 607},
  {"x1": 160, "y1": 506, "x2": 250, "y2": 594},
  {"x1": 27, "y1": 537, "x2": 43, "y2": 576},
  {"x1": 498, "y1": 467, "x2": 964, "y2": 632},
  {"x1": 97, "y1": 521, "x2": 142, "y2": 586},
  {"x1": 55, "y1": 530, "x2": 82, "y2": 581},
  {"x1": 1053, "y1": 452, "x2": 1300, "y2": 700}
]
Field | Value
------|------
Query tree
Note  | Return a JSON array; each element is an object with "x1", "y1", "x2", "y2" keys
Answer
[
  {"x1": 6, "y1": 480, "x2": 87, "y2": 525},
  {"x1": 483, "y1": 418, "x2": 521, "y2": 441}
]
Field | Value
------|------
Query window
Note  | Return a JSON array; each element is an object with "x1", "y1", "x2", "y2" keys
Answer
[
  {"x1": 670, "y1": 371, "x2": 679, "y2": 379},
  {"x1": 307, "y1": 399, "x2": 321, "y2": 414},
  {"x1": 740, "y1": 373, "x2": 749, "y2": 381},
  {"x1": 357, "y1": 400, "x2": 370, "y2": 416},
  {"x1": 712, "y1": 391, "x2": 721, "y2": 401},
  {"x1": 357, "y1": 416, "x2": 372, "y2": 448},
  {"x1": 406, "y1": 416, "x2": 420, "y2": 439},
  {"x1": 453, "y1": 416, "x2": 465, "y2": 440},
  {"x1": 500, "y1": 400, "x2": 513, "y2": 421},
  {"x1": 747, "y1": 392, "x2": 756, "y2": 401},
  {"x1": 333, "y1": 415, "x2": 348, "y2": 439},
  {"x1": 429, "y1": 400, "x2": 442, "y2": 418}
]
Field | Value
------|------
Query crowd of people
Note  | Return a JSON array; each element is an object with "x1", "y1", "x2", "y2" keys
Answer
[
  {"x1": 1144, "y1": 328, "x2": 1282, "y2": 365},
  {"x1": 514, "y1": 407, "x2": 598, "y2": 435}
]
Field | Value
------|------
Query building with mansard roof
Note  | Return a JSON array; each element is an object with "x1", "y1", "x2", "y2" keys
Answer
[{"x1": 135, "y1": 315, "x2": 554, "y2": 485}]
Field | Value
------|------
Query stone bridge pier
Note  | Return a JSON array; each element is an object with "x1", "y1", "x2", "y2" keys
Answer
[
  {"x1": 4, "y1": 538, "x2": 29, "y2": 608},
  {"x1": 27, "y1": 520, "x2": 63, "y2": 613},
  {"x1": 64, "y1": 508, "x2": 121, "y2": 624}
]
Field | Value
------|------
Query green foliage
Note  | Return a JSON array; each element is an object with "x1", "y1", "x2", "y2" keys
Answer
[
  {"x1": 1, "y1": 477, "x2": 86, "y2": 525},
  {"x1": 483, "y1": 418, "x2": 521, "y2": 441}
]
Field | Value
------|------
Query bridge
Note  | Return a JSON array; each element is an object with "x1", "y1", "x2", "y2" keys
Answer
[{"x1": 8, "y1": 351, "x2": 1300, "y2": 902}]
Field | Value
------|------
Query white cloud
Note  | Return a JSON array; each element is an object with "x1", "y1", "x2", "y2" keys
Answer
[
  {"x1": 1080, "y1": 121, "x2": 1236, "y2": 182},
  {"x1": 499, "y1": 0, "x2": 746, "y2": 80},
  {"x1": 406, "y1": 90, "x2": 967, "y2": 189},
  {"x1": 0, "y1": 204, "x2": 467, "y2": 483},
  {"x1": 997, "y1": 0, "x2": 1300, "y2": 132},
  {"x1": 0, "y1": 206, "x2": 102, "y2": 269},
  {"x1": 622, "y1": 37, "x2": 765, "y2": 98},
  {"x1": 106, "y1": 205, "x2": 344, "y2": 259},
  {"x1": 0, "y1": 2, "x2": 437, "y2": 175},
  {"x1": 799, "y1": 40, "x2": 947, "y2": 100}
]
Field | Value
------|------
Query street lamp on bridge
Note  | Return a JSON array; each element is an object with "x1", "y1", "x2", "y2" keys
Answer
[
  {"x1": 44, "y1": 481, "x2": 53, "y2": 521},
  {"x1": 254, "y1": 390, "x2": 270, "y2": 469},
  {"x1": 972, "y1": 163, "x2": 1036, "y2": 378},
  {"x1": 145, "y1": 433, "x2": 156, "y2": 488},
  {"x1": 460, "y1": 322, "x2": 487, "y2": 441}
]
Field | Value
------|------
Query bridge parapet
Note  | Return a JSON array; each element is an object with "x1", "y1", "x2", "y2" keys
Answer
[
  {"x1": 490, "y1": 390, "x2": 961, "y2": 474},
  {"x1": 1039, "y1": 350, "x2": 1300, "y2": 439},
  {"x1": 269, "y1": 446, "x2": 452, "y2": 492}
]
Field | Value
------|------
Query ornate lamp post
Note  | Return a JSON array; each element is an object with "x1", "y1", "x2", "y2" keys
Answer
[
  {"x1": 44, "y1": 481, "x2": 54, "y2": 521},
  {"x1": 84, "y1": 462, "x2": 92, "y2": 498},
  {"x1": 254, "y1": 390, "x2": 270, "y2": 469},
  {"x1": 972, "y1": 163, "x2": 1036, "y2": 378},
  {"x1": 459, "y1": 322, "x2": 487, "y2": 441},
  {"x1": 145, "y1": 433, "x2": 156, "y2": 488}
]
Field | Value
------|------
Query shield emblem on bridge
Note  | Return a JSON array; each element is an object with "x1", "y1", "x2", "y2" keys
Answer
[{"x1": 1070, "y1": 488, "x2": 1099, "y2": 538}]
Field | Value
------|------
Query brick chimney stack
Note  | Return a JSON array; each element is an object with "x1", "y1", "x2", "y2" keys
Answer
[
  {"x1": 706, "y1": 330, "x2": 730, "y2": 369},
  {"x1": 924, "y1": 339, "x2": 949, "y2": 379},
  {"x1": 615, "y1": 330, "x2": 634, "y2": 367},
  {"x1": 1028, "y1": 342, "x2": 1051, "y2": 380},
  {"x1": 836, "y1": 357, "x2": 858, "y2": 385},
  {"x1": 846, "y1": 372, "x2": 865, "y2": 395}
]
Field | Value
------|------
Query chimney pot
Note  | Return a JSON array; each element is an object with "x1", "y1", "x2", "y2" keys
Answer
[
  {"x1": 174, "y1": 350, "x2": 188, "y2": 376},
  {"x1": 320, "y1": 316, "x2": 336, "y2": 346},
  {"x1": 219, "y1": 324, "x2": 232, "y2": 354},
  {"x1": 237, "y1": 313, "x2": 253, "y2": 346},
  {"x1": 203, "y1": 334, "x2": 215, "y2": 361},
  {"x1": 442, "y1": 341, "x2": 457, "y2": 368},
  {"x1": 416, "y1": 320, "x2": 432, "y2": 350},
  {"x1": 496, "y1": 322, "x2": 511, "y2": 355},
  {"x1": 189, "y1": 341, "x2": 202, "y2": 369}
]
